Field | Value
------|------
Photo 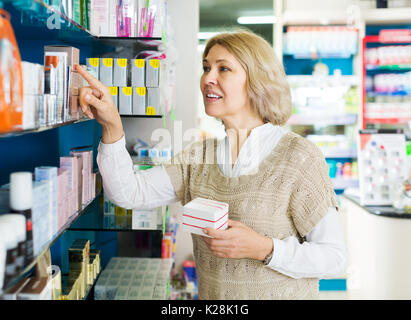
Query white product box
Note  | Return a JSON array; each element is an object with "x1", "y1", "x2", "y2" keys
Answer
[
  {"x1": 182, "y1": 197, "x2": 229, "y2": 237},
  {"x1": 145, "y1": 59, "x2": 160, "y2": 87},
  {"x1": 358, "y1": 129, "x2": 408, "y2": 206},
  {"x1": 132, "y1": 87, "x2": 146, "y2": 115},
  {"x1": 147, "y1": 87, "x2": 160, "y2": 115},
  {"x1": 132, "y1": 208, "x2": 158, "y2": 230},
  {"x1": 89, "y1": 0, "x2": 110, "y2": 36},
  {"x1": 130, "y1": 59, "x2": 145, "y2": 87},
  {"x1": 99, "y1": 58, "x2": 113, "y2": 86},
  {"x1": 86, "y1": 58, "x2": 100, "y2": 79},
  {"x1": 119, "y1": 87, "x2": 132, "y2": 115},
  {"x1": 113, "y1": 59, "x2": 128, "y2": 87},
  {"x1": 109, "y1": 87, "x2": 118, "y2": 110}
]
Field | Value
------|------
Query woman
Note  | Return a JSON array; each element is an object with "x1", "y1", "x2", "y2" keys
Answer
[{"x1": 75, "y1": 30, "x2": 347, "y2": 300}]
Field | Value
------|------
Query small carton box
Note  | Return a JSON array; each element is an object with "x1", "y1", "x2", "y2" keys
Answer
[
  {"x1": 99, "y1": 58, "x2": 113, "y2": 86},
  {"x1": 119, "y1": 87, "x2": 132, "y2": 115},
  {"x1": 130, "y1": 59, "x2": 145, "y2": 87},
  {"x1": 145, "y1": 59, "x2": 160, "y2": 87},
  {"x1": 109, "y1": 86, "x2": 118, "y2": 110},
  {"x1": 132, "y1": 87, "x2": 146, "y2": 115},
  {"x1": 182, "y1": 197, "x2": 229, "y2": 237},
  {"x1": 146, "y1": 87, "x2": 160, "y2": 116},
  {"x1": 86, "y1": 58, "x2": 100, "y2": 79},
  {"x1": 113, "y1": 58, "x2": 128, "y2": 87},
  {"x1": 17, "y1": 277, "x2": 52, "y2": 300}
]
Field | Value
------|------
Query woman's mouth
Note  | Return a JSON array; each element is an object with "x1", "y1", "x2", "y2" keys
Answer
[{"x1": 205, "y1": 93, "x2": 222, "y2": 102}]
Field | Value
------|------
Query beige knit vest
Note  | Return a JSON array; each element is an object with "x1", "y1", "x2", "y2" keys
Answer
[{"x1": 164, "y1": 131, "x2": 339, "y2": 300}]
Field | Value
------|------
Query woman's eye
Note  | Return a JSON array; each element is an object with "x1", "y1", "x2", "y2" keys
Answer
[
  {"x1": 203, "y1": 66, "x2": 210, "y2": 72},
  {"x1": 220, "y1": 66, "x2": 229, "y2": 72}
]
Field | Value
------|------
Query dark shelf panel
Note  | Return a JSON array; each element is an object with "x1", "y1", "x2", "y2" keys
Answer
[{"x1": 120, "y1": 115, "x2": 163, "y2": 119}]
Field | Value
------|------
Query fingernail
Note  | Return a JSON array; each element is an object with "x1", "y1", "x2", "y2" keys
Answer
[{"x1": 85, "y1": 94, "x2": 91, "y2": 102}]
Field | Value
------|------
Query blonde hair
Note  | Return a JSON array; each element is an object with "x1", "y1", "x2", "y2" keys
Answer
[{"x1": 203, "y1": 30, "x2": 292, "y2": 126}]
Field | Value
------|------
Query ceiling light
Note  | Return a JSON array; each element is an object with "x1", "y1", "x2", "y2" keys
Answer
[
  {"x1": 198, "y1": 32, "x2": 221, "y2": 40},
  {"x1": 237, "y1": 16, "x2": 277, "y2": 24}
]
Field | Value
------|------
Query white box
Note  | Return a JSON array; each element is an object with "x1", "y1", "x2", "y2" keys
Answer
[
  {"x1": 131, "y1": 59, "x2": 145, "y2": 87},
  {"x1": 132, "y1": 87, "x2": 146, "y2": 115},
  {"x1": 113, "y1": 59, "x2": 128, "y2": 87},
  {"x1": 182, "y1": 197, "x2": 229, "y2": 237},
  {"x1": 145, "y1": 59, "x2": 160, "y2": 87}
]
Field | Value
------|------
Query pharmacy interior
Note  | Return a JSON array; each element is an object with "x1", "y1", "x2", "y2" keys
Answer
[{"x1": 0, "y1": 0, "x2": 411, "y2": 301}]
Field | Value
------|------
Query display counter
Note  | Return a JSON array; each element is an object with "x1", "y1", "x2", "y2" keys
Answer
[{"x1": 341, "y1": 193, "x2": 411, "y2": 299}]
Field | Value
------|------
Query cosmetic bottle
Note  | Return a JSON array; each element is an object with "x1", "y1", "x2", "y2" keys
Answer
[
  {"x1": 9, "y1": 172, "x2": 33, "y2": 264},
  {"x1": 0, "y1": 214, "x2": 26, "y2": 272}
]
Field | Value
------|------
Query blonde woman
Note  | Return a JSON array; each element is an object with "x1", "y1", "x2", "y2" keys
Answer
[{"x1": 75, "y1": 30, "x2": 347, "y2": 300}]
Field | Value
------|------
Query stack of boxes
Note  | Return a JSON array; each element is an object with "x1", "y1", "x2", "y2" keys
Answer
[
  {"x1": 0, "y1": 150, "x2": 97, "y2": 257},
  {"x1": 94, "y1": 257, "x2": 173, "y2": 300},
  {"x1": 86, "y1": 57, "x2": 162, "y2": 116},
  {"x1": 68, "y1": 239, "x2": 90, "y2": 299}
]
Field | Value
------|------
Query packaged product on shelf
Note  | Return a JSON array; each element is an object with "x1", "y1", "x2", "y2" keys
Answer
[
  {"x1": 147, "y1": 87, "x2": 160, "y2": 115},
  {"x1": 86, "y1": 58, "x2": 100, "y2": 79},
  {"x1": 119, "y1": 86, "x2": 132, "y2": 115},
  {"x1": 70, "y1": 149, "x2": 93, "y2": 205},
  {"x1": 145, "y1": 59, "x2": 160, "y2": 87},
  {"x1": 108, "y1": 0, "x2": 117, "y2": 37},
  {"x1": 0, "y1": 216, "x2": 19, "y2": 286},
  {"x1": 99, "y1": 58, "x2": 113, "y2": 86},
  {"x1": 132, "y1": 207, "x2": 159, "y2": 230},
  {"x1": 32, "y1": 180, "x2": 51, "y2": 256},
  {"x1": 0, "y1": 215, "x2": 26, "y2": 273},
  {"x1": 57, "y1": 168, "x2": 69, "y2": 231},
  {"x1": 137, "y1": 0, "x2": 164, "y2": 38},
  {"x1": 358, "y1": 129, "x2": 408, "y2": 206},
  {"x1": 132, "y1": 87, "x2": 146, "y2": 115},
  {"x1": 0, "y1": 277, "x2": 30, "y2": 300},
  {"x1": 89, "y1": 0, "x2": 110, "y2": 36},
  {"x1": 34, "y1": 167, "x2": 58, "y2": 239},
  {"x1": 109, "y1": 86, "x2": 118, "y2": 110},
  {"x1": 69, "y1": 87, "x2": 80, "y2": 120},
  {"x1": 130, "y1": 59, "x2": 145, "y2": 87},
  {"x1": 68, "y1": 239, "x2": 90, "y2": 299},
  {"x1": 116, "y1": 0, "x2": 134, "y2": 37},
  {"x1": 17, "y1": 276, "x2": 52, "y2": 300},
  {"x1": 113, "y1": 58, "x2": 128, "y2": 87},
  {"x1": 47, "y1": 265, "x2": 62, "y2": 300},
  {"x1": 9, "y1": 172, "x2": 34, "y2": 264},
  {"x1": 60, "y1": 156, "x2": 79, "y2": 215},
  {"x1": 44, "y1": 52, "x2": 68, "y2": 123},
  {"x1": 21, "y1": 62, "x2": 44, "y2": 129},
  {"x1": 182, "y1": 197, "x2": 229, "y2": 236}
]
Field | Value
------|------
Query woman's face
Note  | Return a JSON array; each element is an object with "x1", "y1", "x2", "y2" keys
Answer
[{"x1": 200, "y1": 44, "x2": 250, "y2": 120}]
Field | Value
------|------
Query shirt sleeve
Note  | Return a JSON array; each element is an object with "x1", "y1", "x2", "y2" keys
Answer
[
  {"x1": 288, "y1": 142, "x2": 339, "y2": 238},
  {"x1": 96, "y1": 136, "x2": 178, "y2": 210},
  {"x1": 266, "y1": 207, "x2": 347, "y2": 279}
]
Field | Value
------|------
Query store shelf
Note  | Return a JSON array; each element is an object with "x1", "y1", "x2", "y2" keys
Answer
[
  {"x1": 332, "y1": 178, "x2": 359, "y2": 190},
  {"x1": 5, "y1": 1, "x2": 162, "y2": 48},
  {"x1": 288, "y1": 113, "x2": 358, "y2": 126},
  {"x1": 0, "y1": 118, "x2": 92, "y2": 139},
  {"x1": 365, "y1": 64, "x2": 411, "y2": 71},
  {"x1": 69, "y1": 200, "x2": 162, "y2": 232},
  {"x1": 121, "y1": 115, "x2": 163, "y2": 119},
  {"x1": 1, "y1": 185, "x2": 102, "y2": 294},
  {"x1": 322, "y1": 149, "x2": 357, "y2": 158}
]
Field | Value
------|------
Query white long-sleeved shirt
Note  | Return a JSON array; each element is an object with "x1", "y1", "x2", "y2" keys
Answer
[{"x1": 97, "y1": 123, "x2": 347, "y2": 279}]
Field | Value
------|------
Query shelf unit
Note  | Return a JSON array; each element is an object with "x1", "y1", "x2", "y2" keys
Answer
[
  {"x1": 362, "y1": 32, "x2": 411, "y2": 129},
  {"x1": 2, "y1": 182, "x2": 102, "y2": 293},
  {"x1": 0, "y1": 0, "x2": 173, "y2": 300}
]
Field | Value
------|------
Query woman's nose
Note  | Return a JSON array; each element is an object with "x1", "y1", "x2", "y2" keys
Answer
[{"x1": 203, "y1": 69, "x2": 217, "y2": 85}]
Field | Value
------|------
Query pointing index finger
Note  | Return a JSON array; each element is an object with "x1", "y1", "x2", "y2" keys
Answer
[{"x1": 75, "y1": 64, "x2": 105, "y2": 91}]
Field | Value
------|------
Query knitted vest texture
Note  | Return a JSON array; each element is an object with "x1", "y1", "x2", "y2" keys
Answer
[{"x1": 164, "y1": 131, "x2": 339, "y2": 300}]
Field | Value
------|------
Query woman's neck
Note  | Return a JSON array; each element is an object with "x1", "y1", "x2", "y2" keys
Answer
[{"x1": 222, "y1": 115, "x2": 265, "y2": 164}]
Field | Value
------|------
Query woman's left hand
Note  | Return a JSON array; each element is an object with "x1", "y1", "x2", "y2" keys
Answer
[{"x1": 202, "y1": 219, "x2": 273, "y2": 261}]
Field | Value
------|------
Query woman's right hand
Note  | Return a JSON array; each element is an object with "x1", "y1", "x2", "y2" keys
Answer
[{"x1": 75, "y1": 64, "x2": 124, "y2": 144}]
